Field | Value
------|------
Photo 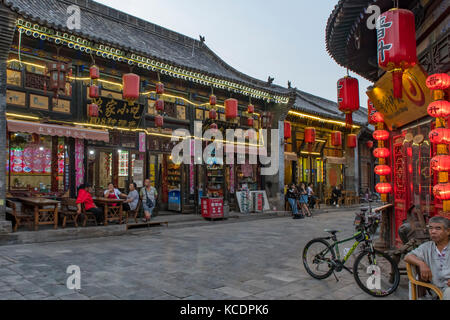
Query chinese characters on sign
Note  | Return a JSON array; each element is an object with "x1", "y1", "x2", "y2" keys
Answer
[{"x1": 88, "y1": 98, "x2": 144, "y2": 128}]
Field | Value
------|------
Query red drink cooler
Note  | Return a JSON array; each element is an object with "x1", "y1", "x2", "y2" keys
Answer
[{"x1": 201, "y1": 197, "x2": 224, "y2": 219}]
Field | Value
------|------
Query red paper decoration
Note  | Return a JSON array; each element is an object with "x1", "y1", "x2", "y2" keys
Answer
[
  {"x1": 366, "y1": 140, "x2": 374, "y2": 149},
  {"x1": 155, "y1": 99, "x2": 164, "y2": 112},
  {"x1": 370, "y1": 112, "x2": 384, "y2": 124},
  {"x1": 427, "y1": 100, "x2": 450, "y2": 119},
  {"x1": 225, "y1": 98, "x2": 238, "y2": 119},
  {"x1": 376, "y1": 183, "x2": 393, "y2": 194},
  {"x1": 209, "y1": 109, "x2": 217, "y2": 120},
  {"x1": 284, "y1": 122, "x2": 292, "y2": 140},
  {"x1": 347, "y1": 134, "x2": 357, "y2": 148},
  {"x1": 430, "y1": 155, "x2": 450, "y2": 172},
  {"x1": 426, "y1": 73, "x2": 450, "y2": 91},
  {"x1": 373, "y1": 148, "x2": 390, "y2": 158},
  {"x1": 305, "y1": 127, "x2": 316, "y2": 144},
  {"x1": 209, "y1": 95, "x2": 217, "y2": 106},
  {"x1": 89, "y1": 85, "x2": 99, "y2": 99},
  {"x1": 88, "y1": 103, "x2": 99, "y2": 117},
  {"x1": 368, "y1": 100, "x2": 378, "y2": 125},
  {"x1": 156, "y1": 82, "x2": 165, "y2": 95},
  {"x1": 373, "y1": 130, "x2": 390, "y2": 141},
  {"x1": 155, "y1": 115, "x2": 164, "y2": 128},
  {"x1": 247, "y1": 104, "x2": 254, "y2": 114},
  {"x1": 122, "y1": 73, "x2": 140, "y2": 105},
  {"x1": 377, "y1": 8, "x2": 417, "y2": 98},
  {"x1": 337, "y1": 76, "x2": 360, "y2": 127},
  {"x1": 247, "y1": 118, "x2": 254, "y2": 127},
  {"x1": 90, "y1": 65, "x2": 100, "y2": 80},
  {"x1": 375, "y1": 165, "x2": 391, "y2": 176}
]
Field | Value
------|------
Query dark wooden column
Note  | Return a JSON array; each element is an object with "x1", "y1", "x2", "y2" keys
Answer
[
  {"x1": 51, "y1": 136, "x2": 59, "y2": 192},
  {"x1": 112, "y1": 150, "x2": 119, "y2": 187},
  {"x1": 0, "y1": 5, "x2": 17, "y2": 233}
]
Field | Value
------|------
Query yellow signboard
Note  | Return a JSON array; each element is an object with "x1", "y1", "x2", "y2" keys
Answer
[
  {"x1": 367, "y1": 64, "x2": 432, "y2": 130},
  {"x1": 6, "y1": 90, "x2": 26, "y2": 106},
  {"x1": 53, "y1": 99, "x2": 71, "y2": 113},
  {"x1": 30, "y1": 94, "x2": 49, "y2": 110}
]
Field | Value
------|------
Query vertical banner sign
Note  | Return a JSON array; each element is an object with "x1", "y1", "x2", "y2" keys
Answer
[
  {"x1": 75, "y1": 139, "x2": 84, "y2": 187},
  {"x1": 133, "y1": 160, "x2": 144, "y2": 188},
  {"x1": 190, "y1": 164, "x2": 194, "y2": 195},
  {"x1": 230, "y1": 164, "x2": 235, "y2": 194},
  {"x1": 139, "y1": 132, "x2": 146, "y2": 153}
]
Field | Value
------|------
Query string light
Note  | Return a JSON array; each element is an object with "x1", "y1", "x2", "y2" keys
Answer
[{"x1": 288, "y1": 110, "x2": 360, "y2": 129}]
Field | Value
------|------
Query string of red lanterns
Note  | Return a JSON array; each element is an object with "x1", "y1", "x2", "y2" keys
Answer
[
  {"x1": 427, "y1": 73, "x2": 450, "y2": 214},
  {"x1": 88, "y1": 65, "x2": 100, "y2": 117}
]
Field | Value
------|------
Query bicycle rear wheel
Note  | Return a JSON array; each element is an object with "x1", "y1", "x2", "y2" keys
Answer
[
  {"x1": 353, "y1": 249, "x2": 400, "y2": 297},
  {"x1": 302, "y1": 239, "x2": 336, "y2": 280}
]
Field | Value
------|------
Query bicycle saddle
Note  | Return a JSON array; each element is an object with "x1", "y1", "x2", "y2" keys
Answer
[
  {"x1": 360, "y1": 207, "x2": 369, "y2": 213},
  {"x1": 324, "y1": 229, "x2": 340, "y2": 234}
]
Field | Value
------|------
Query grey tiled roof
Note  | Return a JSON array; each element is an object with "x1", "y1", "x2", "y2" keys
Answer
[
  {"x1": 294, "y1": 89, "x2": 368, "y2": 125},
  {"x1": 5, "y1": 0, "x2": 291, "y2": 95}
]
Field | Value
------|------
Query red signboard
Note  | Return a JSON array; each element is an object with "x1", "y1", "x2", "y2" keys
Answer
[{"x1": 201, "y1": 198, "x2": 224, "y2": 219}]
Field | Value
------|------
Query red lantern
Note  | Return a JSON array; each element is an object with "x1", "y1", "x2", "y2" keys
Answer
[
  {"x1": 429, "y1": 128, "x2": 450, "y2": 145},
  {"x1": 209, "y1": 109, "x2": 217, "y2": 120},
  {"x1": 375, "y1": 165, "x2": 392, "y2": 176},
  {"x1": 305, "y1": 127, "x2": 316, "y2": 144},
  {"x1": 247, "y1": 118, "x2": 254, "y2": 127},
  {"x1": 89, "y1": 85, "x2": 99, "y2": 99},
  {"x1": 376, "y1": 183, "x2": 392, "y2": 194},
  {"x1": 48, "y1": 62, "x2": 68, "y2": 92},
  {"x1": 427, "y1": 100, "x2": 450, "y2": 119},
  {"x1": 377, "y1": 9, "x2": 417, "y2": 99},
  {"x1": 347, "y1": 134, "x2": 357, "y2": 148},
  {"x1": 430, "y1": 155, "x2": 450, "y2": 172},
  {"x1": 370, "y1": 112, "x2": 384, "y2": 124},
  {"x1": 284, "y1": 122, "x2": 291, "y2": 140},
  {"x1": 88, "y1": 103, "x2": 99, "y2": 117},
  {"x1": 155, "y1": 99, "x2": 164, "y2": 112},
  {"x1": 122, "y1": 73, "x2": 140, "y2": 105},
  {"x1": 434, "y1": 184, "x2": 450, "y2": 200},
  {"x1": 337, "y1": 76, "x2": 360, "y2": 127},
  {"x1": 209, "y1": 95, "x2": 217, "y2": 106},
  {"x1": 90, "y1": 65, "x2": 100, "y2": 80},
  {"x1": 373, "y1": 130, "x2": 390, "y2": 141},
  {"x1": 331, "y1": 131, "x2": 342, "y2": 147},
  {"x1": 426, "y1": 73, "x2": 450, "y2": 91},
  {"x1": 366, "y1": 140, "x2": 374, "y2": 149},
  {"x1": 373, "y1": 147, "x2": 390, "y2": 158},
  {"x1": 225, "y1": 98, "x2": 238, "y2": 119},
  {"x1": 156, "y1": 82, "x2": 164, "y2": 95},
  {"x1": 155, "y1": 115, "x2": 164, "y2": 128},
  {"x1": 247, "y1": 104, "x2": 254, "y2": 114}
]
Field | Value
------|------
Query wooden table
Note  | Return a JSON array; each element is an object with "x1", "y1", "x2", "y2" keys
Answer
[
  {"x1": 92, "y1": 197, "x2": 125, "y2": 225},
  {"x1": 16, "y1": 197, "x2": 59, "y2": 231}
]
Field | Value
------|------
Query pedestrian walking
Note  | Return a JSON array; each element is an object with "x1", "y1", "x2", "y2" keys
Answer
[
  {"x1": 298, "y1": 183, "x2": 312, "y2": 217},
  {"x1": 140, "y1": 179, "x2": 158, "y2": 222},
  {"x1": 307, "y1": 183, "x2": 316, "y2": 210}
]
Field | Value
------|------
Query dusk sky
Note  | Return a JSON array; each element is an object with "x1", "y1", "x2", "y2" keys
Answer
[{"x1": 95, "y1": 0, "x2": 372, "y2": 109}]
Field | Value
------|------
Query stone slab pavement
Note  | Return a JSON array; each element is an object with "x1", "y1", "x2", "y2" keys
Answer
[{"x1": 0, "y1": 207, "x2": 410, "y2": 300}]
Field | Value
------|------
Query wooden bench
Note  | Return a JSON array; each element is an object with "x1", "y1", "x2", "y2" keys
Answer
[
  {"x1": 59, "y1": 198, "x2": 80, "y2": 228},
  {"x1": 406, "y1": 262, "x2": 443, "y2": 300},
  {"x1": 6, "y1": 199, "x2": 34, "y2": 232},
  {"x1": 80, "y1": 203, "x2": 98, "y2": 227}
]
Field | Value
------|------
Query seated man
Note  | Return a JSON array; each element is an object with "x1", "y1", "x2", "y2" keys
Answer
[
  {"x1": 404, "y1": 216, "x2": 450, "y2": 300},
  {"x1": 76, "y1": 183, "x2": 104, "y2": 225}
]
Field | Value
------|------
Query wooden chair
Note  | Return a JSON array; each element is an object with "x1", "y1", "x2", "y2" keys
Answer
[
  {"x1": 80, "y1": 203, "x2": 98, "y2": 227},
  {"x1": 60, "y1": 198, "x2": 80, "y2": 228},
  {"x1": 6, "y1": 200, "x2": 34, "y2": 232},
  {"x1": 125, "y1": 200, "x2": 141, "y2": 224},
  {"x1": 406, "y1": 262, "x2": 443, "y2": 300}
]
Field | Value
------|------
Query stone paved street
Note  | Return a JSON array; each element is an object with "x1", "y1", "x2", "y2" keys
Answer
[{"x1": 0, "y1": 209, "x2": 409, "y2": 300}]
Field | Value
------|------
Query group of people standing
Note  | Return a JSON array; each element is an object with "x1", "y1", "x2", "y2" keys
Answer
[
  {"x1": 286, "y1": 183, "x2": 316, "y2": 219},
  {"x1": 75, "y1": 179, "x2": 158, "y2": 225}
]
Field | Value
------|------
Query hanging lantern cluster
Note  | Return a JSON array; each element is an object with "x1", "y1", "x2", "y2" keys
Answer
[
  {"x1": 372, "y1": 108, "x2": 392, "y2": 201},
  {"x1": 208, "y1": 90, "x2": 218, "y2": 131},
  {"x1": 337, "y1": 75, "x2": 360, "y2": 128},
  {"x1": 122, "y1": 73, "x2": 140, "y2": 106},
  {"x1": 376, "y1": 8, "x2": 417, "y2": 99},
  {"x1": 88, "y1": 65, "x2": 99, "y2": 117},
  {"x1": 427, "y1": 73, "x2": 450, "y2": 213}
]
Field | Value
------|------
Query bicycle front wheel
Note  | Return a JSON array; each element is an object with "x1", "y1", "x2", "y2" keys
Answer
[
  {"x1": 353, "y1": 249, "x2": 400, "y2": 297},
  {"x1": 302, "y1": 239, "x2": 336, "y2": 280}
]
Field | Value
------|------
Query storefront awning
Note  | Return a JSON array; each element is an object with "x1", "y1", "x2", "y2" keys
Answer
[
  {"x1": 7, "y1": 120, "x2": 110, "y2": 143},
  {"x1": 324, "y1": 156, "x2": 346, "y2": 165}
]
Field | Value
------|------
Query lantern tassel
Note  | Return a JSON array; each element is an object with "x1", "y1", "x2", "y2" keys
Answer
[
  {"x1": 392, "y1": 69, "x2": 403, "y2": 99},
  {"x1": 345, "y1": 114, "x2": 353, "y2": 129}
]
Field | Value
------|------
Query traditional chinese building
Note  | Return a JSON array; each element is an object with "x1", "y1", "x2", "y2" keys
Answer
[{"x1": 326, "y1": 0, "x2": 450, "y2": 248}]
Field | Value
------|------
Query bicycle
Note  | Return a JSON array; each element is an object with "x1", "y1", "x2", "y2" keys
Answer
[{"x1": 302, "y1": 202, "x2": 400, "y2": 297}]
